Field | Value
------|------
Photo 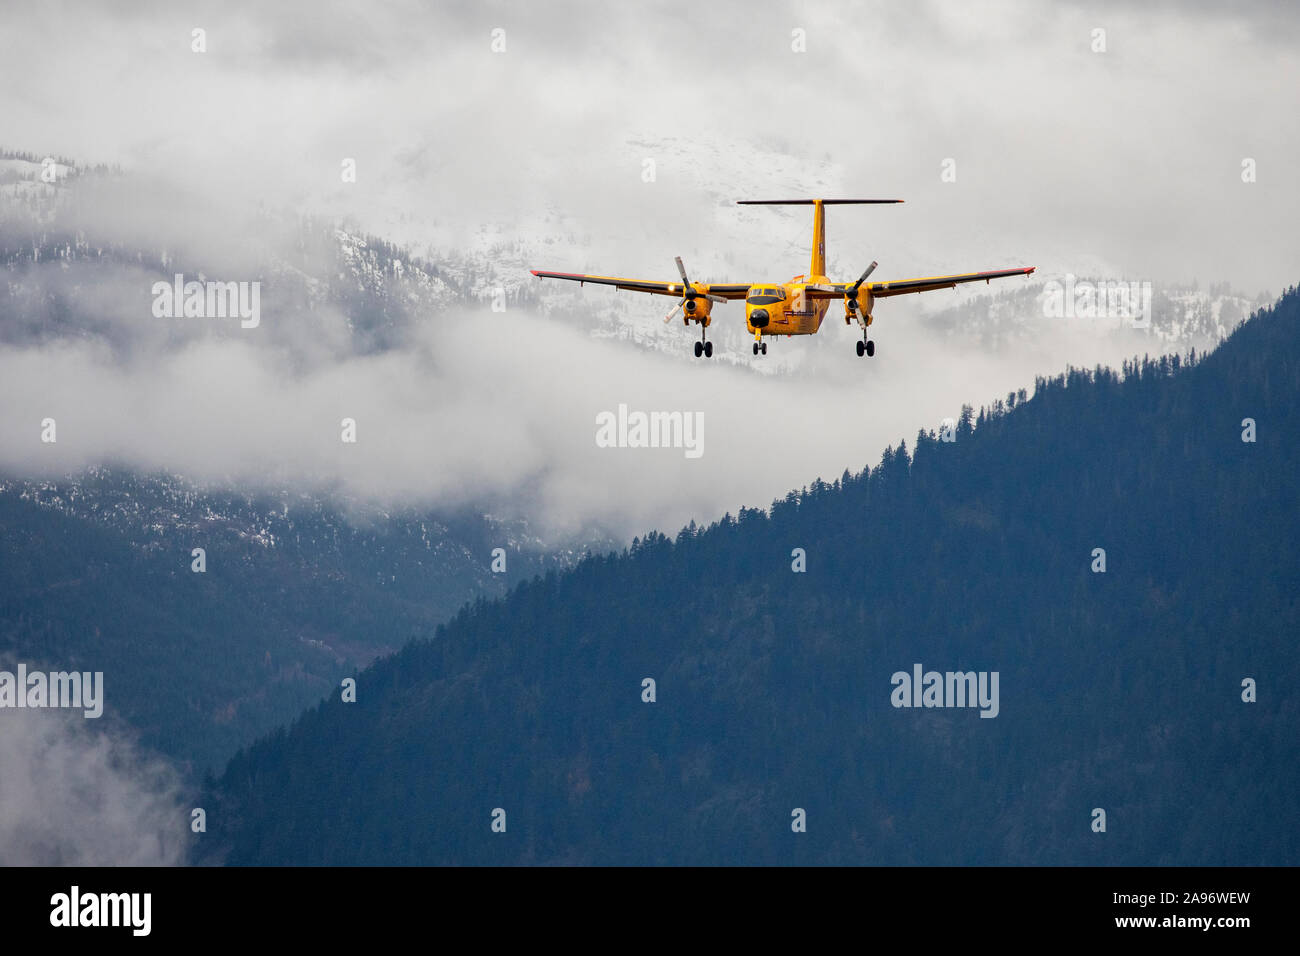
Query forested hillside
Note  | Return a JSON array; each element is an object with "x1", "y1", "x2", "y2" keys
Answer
[
  {"x1": 203, "y1": 287, "x2": 1300, "y2": 865},
  {"x1": 0, "y1": 470, "x2": 598, "y2": 774}
]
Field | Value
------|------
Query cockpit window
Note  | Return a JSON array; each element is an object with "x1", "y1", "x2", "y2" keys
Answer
[{"x1": 748, "y1": 286, "x2": 784, "y2": 305}]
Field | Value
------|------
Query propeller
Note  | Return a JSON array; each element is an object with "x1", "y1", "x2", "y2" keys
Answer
[
  {"x1": 664, "y1": 256, "x2": 726, "y2": 322},
  {"x1": 844, "y1": 260, "x2": 878, "y2": 321}
]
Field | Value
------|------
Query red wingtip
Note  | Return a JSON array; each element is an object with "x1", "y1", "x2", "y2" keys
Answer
[{"x1": 530, "y1": 270, "x2": 540, "y2": 276}]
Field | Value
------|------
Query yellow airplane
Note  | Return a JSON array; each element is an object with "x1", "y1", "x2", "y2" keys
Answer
[{"x1": 531, "y1": 199, "x2": 1034, "y2": 358}]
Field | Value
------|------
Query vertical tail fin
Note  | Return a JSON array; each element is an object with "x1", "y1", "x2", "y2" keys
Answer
[
  {"x1": 810, "y1": 199, "x2": 826, "y2": 277},
  {"x1": 736, "y1": 199, "x2": 903, "y2": 279}
]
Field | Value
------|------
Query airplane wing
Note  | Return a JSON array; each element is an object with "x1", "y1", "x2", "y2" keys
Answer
[
  {"x1": 530, "y1": 270, "x2": 751, "y2": 300},
  {"x1": 804, "y1": 266, "x2": 1035, "y2": 299}
]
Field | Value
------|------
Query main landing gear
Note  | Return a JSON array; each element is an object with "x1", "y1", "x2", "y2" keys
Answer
[
  {"x1": 693, "y1": 323, "x2": 713, "y2": 358},
  {"x1": 844, "y1": 260, "x2": 879, "y2": 359}
]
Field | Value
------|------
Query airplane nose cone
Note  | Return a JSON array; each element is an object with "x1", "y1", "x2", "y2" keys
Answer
[{"x1": 749, "y1": 309, "x2": 769, "y2": 327}]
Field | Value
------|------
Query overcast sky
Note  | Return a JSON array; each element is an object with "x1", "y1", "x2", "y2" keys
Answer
[
  {"x1": 1, "y1": 0, "x2": 1296, "y2": 542},
  {"x1": 3, "y1": 0, "x2": 1296, "y2": 293}
]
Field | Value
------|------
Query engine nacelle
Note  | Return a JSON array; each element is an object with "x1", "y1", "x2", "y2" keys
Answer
[
  {"x1": 683, "y1": 293, "x2": 713, "y2": 327},
  {"x1": 843, "y1": 288, "x2": 874, "y2": 326}
]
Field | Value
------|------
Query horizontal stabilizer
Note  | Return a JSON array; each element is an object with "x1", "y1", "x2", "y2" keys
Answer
[{"x1": 736, "y1": 199, "x2": 903, "y2": 205}]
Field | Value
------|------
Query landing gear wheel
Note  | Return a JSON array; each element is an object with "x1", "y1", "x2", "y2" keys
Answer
[
  {"x1": 694, "y1": 341, "x2": 703, "y2": 358},
  {"x1": 761, "y1": 342, "x2": 767, "y2": 354},
  {"x1": 856, "y1": 340, "x2": 865, "y2": 357},
  {"x1": 866, "y1": 340, "x2": 875, "y2": 357},
  {"x1": 753, "y1": 343, "x2": 759, "y2": 355},
  {"x1": 704, "y1": 341, "x2": 713, "y2": 358}
]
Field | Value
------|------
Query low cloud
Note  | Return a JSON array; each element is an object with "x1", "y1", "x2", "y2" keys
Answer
[
  {"x1": 0, "y1": 707, "x2": 189, "y2": 866},
  {"x1": 0, "y1": 286, "x2": 1152, "y2": 542}
]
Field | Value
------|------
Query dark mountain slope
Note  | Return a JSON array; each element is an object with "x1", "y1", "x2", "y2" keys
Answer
[
  {"x1": 204, "y1": 287, "x2": 1300, "y2": 865},
  {"x1": 0, "y1": 470, "x2": 596, "y2": 775}
]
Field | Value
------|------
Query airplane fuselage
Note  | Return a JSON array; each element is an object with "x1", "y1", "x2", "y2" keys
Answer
[
  {"x1": 745, "y1": 278, "x2": 826, "y2": 335},
  {"x1": 744, "y1": 277, "x2": 873, "y2": 337},
  {"x1": 741, "y1": 199, "x2": 873, "y2": 341}
]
